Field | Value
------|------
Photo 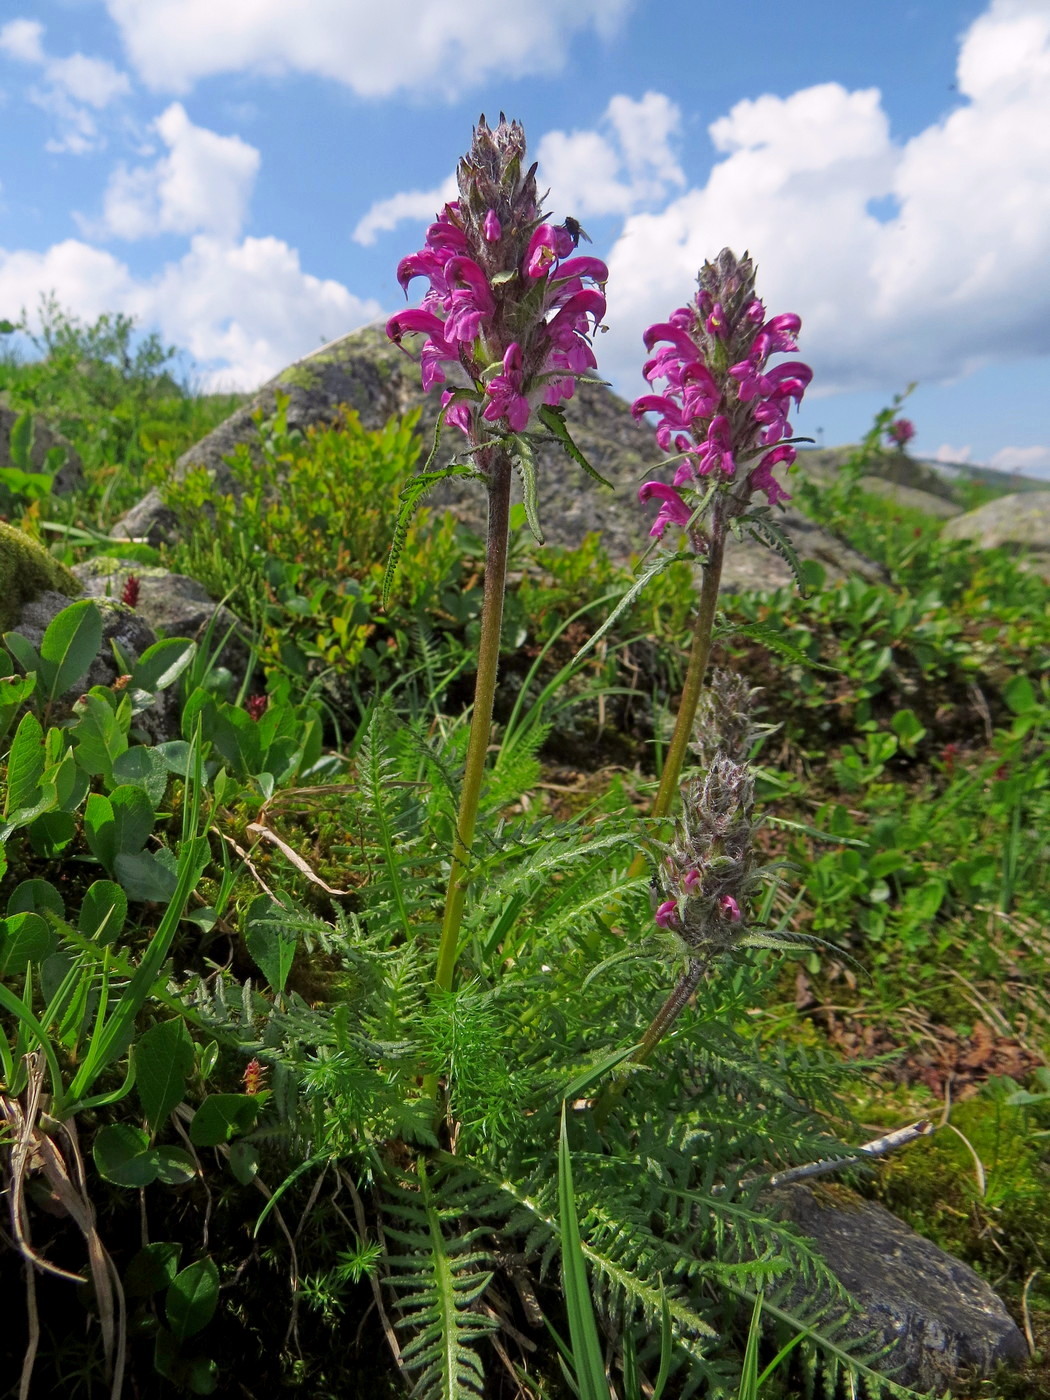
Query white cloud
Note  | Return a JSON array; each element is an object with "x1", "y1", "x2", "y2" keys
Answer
[
  {"x1": 86, "y1": 103, "x2": 260, "y2": 241},
  {"x1": 104, "y1": 0, "x2": 632, "y2": 96},
  {"x1": 536, "y1": 92, "x2": 684, "y2": 218},
  {"x1": 934, "y1": 444, "x2": 973, "y2": 464},
  {"x1": 352, "y1": 176, "x2": 457, "y2": 247},
  {"x1": 0, "y1": 19, "x2": 45, "y2": 64},
  {"x1": 598, "y1": 0, "x2": 1050, "y2": 404},
  {"x1": 0, "y1": 235, "x2": 382, "y2": 390},
  {"x1": 0, "y1": 17, "x2": 131, "y2": 153},
  {"x1": 989, "y1": 444, "x2": 1050, "y2": 476}
]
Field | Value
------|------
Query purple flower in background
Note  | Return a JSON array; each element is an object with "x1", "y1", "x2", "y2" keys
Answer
[
  {"x1": 887, "y1": 417, "x2": 915, "y2": 448},
  {"x1": 386, "y1": 114, "x2": 607, "y2": 450},
  {"x1": 632, "y1": 249, "x2": 812, "y2": 541}
]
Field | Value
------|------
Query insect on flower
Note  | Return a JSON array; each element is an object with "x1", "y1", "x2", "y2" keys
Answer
[{"x1": 558, "y1": 216, "x2": 592, "y2": 247}]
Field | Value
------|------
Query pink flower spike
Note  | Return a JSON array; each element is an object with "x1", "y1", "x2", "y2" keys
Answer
[
  {"x1": 683, "y1": 868, "x2": 702, "y2": 892},
  {"x1": 719, "y1": 895, "x2": 742, "y2": 922},
  {"x1": 655, "y1": 899, "x2": 680, "y2": 929},
  {"x1": 483, "y1": 209, "x2": 502, "y2": 241}
]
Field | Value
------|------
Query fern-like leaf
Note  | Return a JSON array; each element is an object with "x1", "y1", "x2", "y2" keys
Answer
[
  {"x1": 508, "y1": 433, "x2": 544, "y2": 544},
  {"x1": 383, "y1": 459, "x2": 482, "y2": 608},
  {"x1": 536, "y1": 404, "x2": 613, "y2": 489},
  {"x1": 570, "y1": 551, "x2": 694, "y2": 667},
  {"x1": 382, "y1": 1162, "x2": 500, "y2": 1400},
  {"x1": 739, "y1": 508, "x2": 809, "y2": 596}
]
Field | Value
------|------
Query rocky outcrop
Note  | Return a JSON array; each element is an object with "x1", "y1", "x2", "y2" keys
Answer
[
  {"x1": 73, "y1": 558, "x2": 248, "y2": 678},
  {"x1": 113, "y1": 322, "x2": 882, "y2": 591},
  {"x1": 0, "y1": 520, "x2": 81, "y2": 632},
  {"x1": 769, "y1": 1182, "x2": 1027, "y2": 1391},
  {"x1": 941, "y1": 492, "x2": 1050, "y2": 577}
]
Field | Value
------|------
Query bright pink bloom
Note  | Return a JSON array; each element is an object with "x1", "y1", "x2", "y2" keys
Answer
[
  {"x1": 654, "y1": 899, "x2": 680, "y2": 929},
  {"x1": 387, "y1": 118, "x2": 608, "y2": 443},
  {"x1": 719, "y1": 895, "x2": 742, "y2": 922},
  {"x1": 888, "y1": 417, "x2": 915, "y2": 447},
  {"x1": 638, "y1": 481, "x2": 693, "y2": 539}
]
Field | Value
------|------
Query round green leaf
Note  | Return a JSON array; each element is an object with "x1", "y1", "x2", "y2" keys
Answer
[
  {"x1": 166, "y1": 1256, "x2": 219, "y2": 1341},
  {"x1": 79, "y1": 880, "x2": 128, "y2": 945},
  {"x1": 28, "y1": 810, "x2": 76, "y2": 858},
  {"x1": 126, "y1": 1241, "x2": 182, "y2": 1297},
  {"x1": 189, "y1": 1093, "x2": 261, "y2": 1147},
  {"x1": 0, "y1": 911, "x2": 56, "y2": 975},
  {"x1": 93, "y1": 1123, "x2": 159, "y2": 1187},
  {"x1": 7, "y1": 878, "x2": 63, "y2": 919}
]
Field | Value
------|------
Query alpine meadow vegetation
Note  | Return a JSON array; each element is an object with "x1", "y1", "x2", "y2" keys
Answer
[{"x1": 1, "y1": 115, "x2": 1049, "y2": 1400}]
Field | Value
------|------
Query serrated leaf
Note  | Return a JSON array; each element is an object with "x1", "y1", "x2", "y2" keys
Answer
[
  {"x1": 570, "y1": 551, "x2": 694, "y2": 668},
  {"x1": 382, "y1": 459, "x2": 482, "y2": 609},
  {"x1": 71, "y1": 692, "x2": 129, "y2": 782},
  {"x1": 728, "y1": 621, "x2": 840, "y2": 673},
  {"x1": 135, "y1": 1019, "x2": 195, "y2": 1132},
  {"x1": 114, "y1": 849, "x2": 179, "y2": 902},
  {"x1": 741, "y1": 511, "x2": 809, "y2": 596},
  {"x1": 537, "y1": 404, "x2": 613, "y2": 489},
  {"x1": 510, "y1": 434, "x2": 544, "y2": 544},
  {"x1": 244, "y1": 897, "x2": 297, "y2": 995}
]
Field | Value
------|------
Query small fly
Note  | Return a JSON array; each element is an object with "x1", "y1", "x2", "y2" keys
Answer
[{"x1": 558, "y1": 216, "x2": 592, "y2": 247}]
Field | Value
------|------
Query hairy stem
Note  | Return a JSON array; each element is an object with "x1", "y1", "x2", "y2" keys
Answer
[
  {"x1": 634, "y1": 958, "x2": 707, "y2": 1064},
  {"x1": 433, "y1": 451, "x2": 513, "y2": 996},
  {"x1": 627, "y1": 521, "x2": 726, "y2": 881}
]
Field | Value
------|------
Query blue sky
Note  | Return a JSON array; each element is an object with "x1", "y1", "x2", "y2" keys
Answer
[{"x1": 1, "y1": 0, "x2": 1048, "y2": 475}]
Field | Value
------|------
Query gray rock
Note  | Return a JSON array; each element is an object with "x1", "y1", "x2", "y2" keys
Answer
[
  {"x1": 0, "y1": 404, "x2": 84, "y2": 494},
  {"x1": 856, "y1": 476, "x2": 962, "y2": 519},
  {"x1": 15, "y1": 590, "x2": 167, "y2": 733},
  {"x1": 768, "y1": 1182, "x2": 1027, "y2": 1391},
  {"x1": 112, "y1": 323, "x2": 882, "y2": 592},
  {"x1": 941, "y1": 492, "x2": 1050, "y2": 578},
  {"x1": 73, "y1": 558, "x2": 249, "y2": 679}
]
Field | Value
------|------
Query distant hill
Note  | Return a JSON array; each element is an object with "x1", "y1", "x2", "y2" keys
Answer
[{"x1": 795, "y1": 446, "x2": 1048, "y2": 503}]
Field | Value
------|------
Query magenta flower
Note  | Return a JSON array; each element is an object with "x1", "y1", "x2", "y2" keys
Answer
[
  {"x1": 387, "y1": 115, "x2": 607, "y2": 451},
  {"x1": 887, "y1": 417, "x2": 915, "y2": 448},
  {"x1": 638, "y1": 481, "x2": 694, "y2": 539},
  {"x1": 633, "y1": 249, "x2": 812, "y2": 539},
  {"x1": 654, "y1": 899, "x2": 680, "y2": 930}
]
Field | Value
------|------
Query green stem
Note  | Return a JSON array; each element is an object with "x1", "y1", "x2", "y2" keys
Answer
[
  {"x1": 433, "y1": 450, "x2": 513, "y2": 996},
  {"x1": 627, "y1": 520, "x2": 726, "y2": 881},
  {"x1": 634, "y1": 959, "x2": 706, "y2": 1064}
]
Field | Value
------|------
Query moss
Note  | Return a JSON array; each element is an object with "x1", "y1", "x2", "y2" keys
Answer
[
  {"x1": 877, "y1": 1095, "x2": 1050, "y2": 1293},
  {"x1": 275, "y1": 363, "x2": 321, "y2": 391},
  {"x1": 0, "y1": 520, "x2": 80, "y2": 631}
]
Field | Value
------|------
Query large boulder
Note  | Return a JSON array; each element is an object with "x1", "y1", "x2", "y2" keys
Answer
[
  {"x1": 769, "y1": 1182, "x2": 1027, "y2": 1391},
  {"x1": 941, "y1": 492, "x2": 1050, "y2": 577},
  {"x1": 0, "y1": 520, "x2": 81, "y2": 632},
  {"x1": 113, "y1": 323, "x2": 882, "y2": 592},
  {"x1": 0, "y1": 404, "x2": 84, "y2": 494}
]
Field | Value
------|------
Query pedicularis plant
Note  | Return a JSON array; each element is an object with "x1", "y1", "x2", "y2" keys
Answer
[{"x1": 387, "y1": 113, "x2": 610, "y2": 1003}]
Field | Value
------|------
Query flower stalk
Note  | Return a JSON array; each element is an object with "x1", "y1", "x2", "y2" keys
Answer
[{"x1": 386, "y1": 115, "x2": 607, "y2": 1019}]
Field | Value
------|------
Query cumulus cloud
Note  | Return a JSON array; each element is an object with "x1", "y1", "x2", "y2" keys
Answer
[
  {"x1": 989, "y1": 444, "x2": 1050, "y2": 476},
  {"x1": 0, "y1": 17, "x2": 130, "y2": 152},
  {"x1": 536, "y1": 92, "x2": 685, "y2": 218},
  {"x1": 104, "y1": 0, "x2": 632, "y2": 97},
  {"x1": 599, "y1": 0, "x2": 1050, "y2": 402},
  {"x1": 85, "y1": 103, "x2": 261, "y2": 241},
  {"x1": 352, "y1": 176, "x2": 457, "y2": 247},
  {"x1": 0, "y1": 235, "x2": 382, "y2": 390},
  {"x1": 934, "y1": 444, "x2": 973, "y2": 464}
]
